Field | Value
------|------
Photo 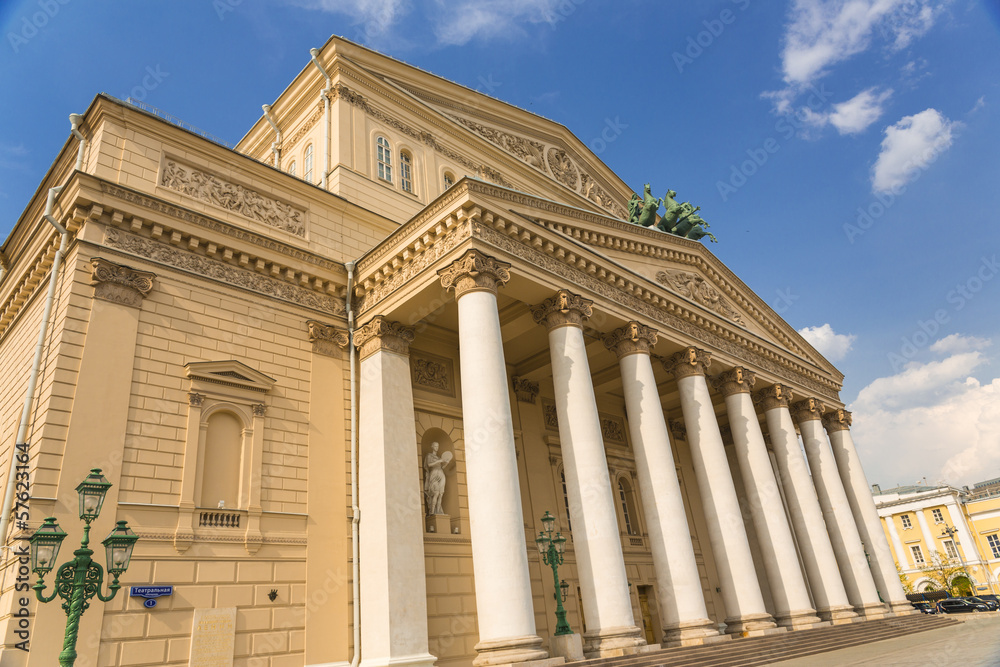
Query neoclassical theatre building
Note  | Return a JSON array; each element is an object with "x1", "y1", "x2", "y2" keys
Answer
[{"x1": 0, "y1": 37, "x2": 915, "y2": 667}]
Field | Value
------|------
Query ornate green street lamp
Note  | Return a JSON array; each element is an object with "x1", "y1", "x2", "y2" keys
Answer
[
  {"x1": 29, "y1": 469, "x2": 139, "y2": 667},
  {"x1": 535, "y1": 510, "x2": 572, "y2": 636}
]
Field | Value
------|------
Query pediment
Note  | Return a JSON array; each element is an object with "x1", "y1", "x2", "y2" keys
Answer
[{"x1": 185, "y1": 360, "x2": 276, "y2": 393}]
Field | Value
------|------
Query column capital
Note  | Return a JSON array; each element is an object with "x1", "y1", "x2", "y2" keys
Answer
[
  {"x1": 790, "y1": 397, "x2": 826, "y2": 424},
  {"x1": 662, "y1": 346, "x2": 712, "y2": 379},
  {"x1": 603, "y1": 321, "x2": 658, "y2": 359},
  {"x1": 752, "y1": 383, "x2": 794, "y2": 411},
  {"x1": 90, "y1": 257, "x2": 155, "y2": 308},
  {"x1": 530, "y1": 289, "x2": 593, "y2": 330},
  {"x1": 354, "y1": 316, "x2": 415, "y2": 360},
  {"x1": 711, "y1": 367, "x2": 757, "y2": 397},
  {"x1": 307, "y1": 319, "x2": 349, "y2": 357},
  {"x1": 668, "y1": 419, "x2": 687, "y2": 442},
  {"x1": 438, "y1": 249, "x2": 511, "y2": 298},
  {"x1": 822, "y1": 409, "x2": 853, "y2": 432},
  {"x1": 511, "y1": 376, "x2": 539, "y2": 404}
]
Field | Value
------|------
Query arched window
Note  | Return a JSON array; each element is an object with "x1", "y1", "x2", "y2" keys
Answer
[
  {"x1": 618, "y1": 479, "x2": 639, "y2": 535},
  {"x1": 288, "y1": 160, "x2": 296, "y2": 177},
  {"x1": 304, "y1": 144, "x2": 314, "y2": 182},
  {"x1": 199, "y1": 410, "x2": 243, "y2": 509},
  {"x1": 400, "y1": 151, "x2": 413, "y2": 193},
  {"x1": 561, "y1": 469, "x2": 572, "y2": 532},
  {"x1": 376, "y1": 136, "x2": 392, "y2": 182},
  {"x1": 443, "y1": 171, "x2": 455, "y2": 190}
]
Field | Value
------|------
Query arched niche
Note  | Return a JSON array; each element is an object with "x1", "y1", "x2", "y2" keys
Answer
[{"x1": 420, "y1": 428, "x2": 458, "y2": 520}]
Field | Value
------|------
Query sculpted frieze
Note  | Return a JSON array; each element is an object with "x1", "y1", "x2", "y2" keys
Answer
[
  {"x1": 160, "y1": 159, "x2": 306, "y2": 236},
  {"x1": 546, "y1": 147, "x2": 580, "y2": 191},
  {"x1": 656, "y1": 270, "x2": 745, "y2": 326},
  {"x1": 104, "y1": 228, "x2": 344, "y2": 315},
  {"x1": 449, "y1": 115, "x2": 546, "y2": 169}
]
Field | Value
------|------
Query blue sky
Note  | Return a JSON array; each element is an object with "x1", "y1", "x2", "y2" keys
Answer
[{"x1": 2, "y1": 0, "x2": 999, "y2": 488}]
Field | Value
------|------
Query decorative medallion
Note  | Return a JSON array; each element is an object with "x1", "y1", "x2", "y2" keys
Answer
[
  {"x1": 411, "y1": 351, "x2": 454, "y2": 396},
  {"x1": 512, "y1": 376, "x2": 540, "y2": 404},
  {"x1": 668, "y1": 420, "x2": 687, "y2": 442},
  {"x1": 546, "y1": 147, "x2": 580, "y2": 191},
  {"x1": 542, "y1": 401, "x2": 559, "y2": 431},
  {"x1": 600, "y1": 414, "x2": 628, "y2": 446},
  {"x1": 655, "y1": 270, "x2": 745, "y2": 326}
]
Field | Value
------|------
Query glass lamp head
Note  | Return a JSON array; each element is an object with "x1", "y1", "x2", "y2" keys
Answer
[
  {"x1": 535, "y1": 531, "x2": 550, "y2": 556},
  {"x1": 29, "y1": 517, "x2": 67, "y2": 576},
  {"x1": 76, "y1": 469, "x2": 112, "y2": 523},
  {"x1": 553, "y1": 533, "x2": 566, "y2": 555},
  {"x1": 102, "y1": 521, "x2": 138, "y2": 579},
  {"x1": 541, "y1": 510, "x2": 556, "y2": 535},
  {"x1": 559, "y1": 578, "x2": 570, "y2": 602}
]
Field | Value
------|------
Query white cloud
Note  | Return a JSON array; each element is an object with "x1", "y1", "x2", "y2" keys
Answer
[
  {"x1": 799, "y1": 87, "x2": 892, "y2": 135},
  {"x1": 850, "y1": 349, "x2": 1000, "y2": 488},
  {"x1": 829, "y1": 88, "x2": 893, "y2": 134},
  {"x1": 929, "y1": 333, "x2": 991, "y2": 355},
  {"x1": 871, "y1": 108, "x2": 959, "y2": 194},
  {"x1": 430, "y1": 0, "x2": 566, "y2": 46},
  {"x1": 766, "y1": 1, "x2": 946, "y2": 112},
  {"x1": 291, "y1": 0, "x2": 408, "y2": 38},
  {"x1": 798, "y1": 323, "x2": 857, "y2": 362}
]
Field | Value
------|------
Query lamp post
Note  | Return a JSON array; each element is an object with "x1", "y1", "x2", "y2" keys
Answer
[
  {"x1": 534, "y1": 510, "x2": 572, "y2": 636},
  {"x1": 939, "y1": 523, "x2": 971, "y2": 597},
  {"x1": 29, "y1": 469, "x2": 138, "y2": 667}
]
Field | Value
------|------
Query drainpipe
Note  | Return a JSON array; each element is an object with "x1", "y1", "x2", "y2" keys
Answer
[
  {"x1": 345, "y1": 260, "x2": 360, "y2": 667},
  {"x1": 262, "y1": 104, "x2": 282, "y2": 170},
  {"x1": 0, "y1": 114, "x2": 84, "y2": 548},
  {"x1": 309, "y1": 48, "x2": 332, "y2": 191},
  {"x1": 0, "y1": 252, "x2": 8, "y2": 283}
]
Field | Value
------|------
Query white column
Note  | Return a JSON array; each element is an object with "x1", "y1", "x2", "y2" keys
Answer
[
  {"x1": 755, "y1": 384, "x2": 857, "y2": 624},
  {"x1": 945, "y1": 501, "x2": 978, "y2": 565},
  {"x1": 356, "y1": 316, "x2": 436, "y2": 667},
  {"x1": 662, "y1": 348, "x2": 779, "y2": 637},
  {"x1": 884, "y1": 514, "x2": 912, "y2": 569},
  {"x1": 711, "y1": 368, "x2": 824, "y2": 630},
  {"x1": 824, "y1": 410, "x2": 917, "y2": 615},
  {"x1": 792, "y1": 399, "x2": 885, "y2": 619},
  {"x1": 532, "y1": 293, "x2": 645, "y2": 657},
  {"x1": 915, "y1": 509, "x2": 937, "y2": 555},
  {"x1": 603, "y1": 324, "x2": 725, "y2": 647},
  {"x1": 439, "y1": 251, "x2": 548, "y2": 666}
]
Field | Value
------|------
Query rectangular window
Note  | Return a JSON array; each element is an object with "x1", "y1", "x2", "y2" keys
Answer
[
  {"x1": 400, "y1": 152, "x2": 413, "y2": 193},
  {"x1": 943, "y1": 540, "x2": 959, "y2": 559},
  {"x1": 901, "y1": 514, "x2": 912, "y2": 529},
  {"x1": 911, "y1": 545, "x2": 925, "y2": 565},
  {"x1": 932, "y1": 508, "x2": 944, "y2": 523},
  {"x1": 988, "y1": 534, "x2": 1000, "y2": 559}
]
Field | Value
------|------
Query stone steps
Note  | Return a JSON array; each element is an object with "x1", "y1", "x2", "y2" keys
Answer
[{"x1": 574, "y1": 615, "x2": 960, "y2": 667}]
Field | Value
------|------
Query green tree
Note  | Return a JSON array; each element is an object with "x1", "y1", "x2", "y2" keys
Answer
[
  {"x1": 920, "y1": 551, "x2": 972, "y2": 596},
  {"x1": 897, "y1": 562, "x2": 914, "y2": 594}
]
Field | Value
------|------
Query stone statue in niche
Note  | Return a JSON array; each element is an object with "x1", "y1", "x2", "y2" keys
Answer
[{"x1": 423, "y1": 442, "x2": 453, "y2": 516}]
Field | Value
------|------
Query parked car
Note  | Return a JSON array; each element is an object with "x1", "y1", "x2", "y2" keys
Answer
[
  {"x1": 911, "y1": 601, "x2": 937, "y2": 614},
  {"x1": 966, "y1": 596, "x2": 999, "y2": 611},
  {"x1": 937, "y1": 598, "x2": 990, "y2": 614}
]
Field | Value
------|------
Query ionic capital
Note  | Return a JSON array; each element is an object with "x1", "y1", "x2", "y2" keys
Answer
[
  {"x1": 90, "y1": 257, "x2": 155, "y2": 308},
  {"x1": 438, "y1": 249, "x2": 511, "y2": 298},
  {"x1": 354, "y1": 316, "x2": 415, "y2": 360},
  {"x1": 603, "y1": 321, "x2": 658, "y2": 359},
  {"x1": 753, "y1": 383, "x2": 794, "y2": 411},
  {"x1": 711, "y1": 366, "x2": 757, "y2": 397},
  {"x1": 790, "y1": 397, "x2": 826, "y2": 424},
  {"x1": 530, "y1": 289, "x2": 594, "y2": 330},
  {"x1": 662, "y1": 346, "x2": 712, "y2": 379},
  {"x1": 822, "y1": 408, "x2": 853, "y2": 433},
  {"x1": 307, "y1": 320, "x2": 349, "y2": 357}
]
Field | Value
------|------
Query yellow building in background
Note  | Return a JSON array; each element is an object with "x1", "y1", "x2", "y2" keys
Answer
[{"x1": 874, "y1": 482, "x2": 1000, "y2": 596}]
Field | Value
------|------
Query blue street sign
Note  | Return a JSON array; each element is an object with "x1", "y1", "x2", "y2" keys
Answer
[{"x1": 130, "y1": 585, "x2": 173, "y2": 599}]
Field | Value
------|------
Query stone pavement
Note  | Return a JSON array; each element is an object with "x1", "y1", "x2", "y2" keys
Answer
[{"x1": 767, "y1": 613, "x2": 1000, "y2": 666}]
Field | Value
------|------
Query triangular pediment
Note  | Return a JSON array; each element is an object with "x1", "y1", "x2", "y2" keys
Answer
[{"x1": 185, "y1": 360, "x2": 276, "y2": 393}]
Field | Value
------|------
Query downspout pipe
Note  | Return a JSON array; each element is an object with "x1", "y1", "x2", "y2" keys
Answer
[
  {"x1": 345, "y1": 260, "x2": 360, "y2": 667},
  {"x1": 309, "y1": 48, "x2": 332, "y2": 190},
  {"x1": 0, "y1": 114, "x2": 84, "y2": 549},
  {"x1": 262, "y1": 104, "x2": 282, "y2": 170}
]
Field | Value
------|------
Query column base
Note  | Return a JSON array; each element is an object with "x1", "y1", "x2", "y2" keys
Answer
[
  {"x1": 660, "y1": 618, "x2": 728, "y2": 647},
  {"x1": 774, "y1": 608, "x2": 828, "y2": 631},
  {"x1": 886, "y1": 600, "x2": 921, "y2": 616},
  {"x1": 816, "y1": 604, "x2": 859, "y2": 625},
  {"x1": 853, "y1": 601, "x2": 889, "y2": 620},
  {"x1": 360, "y1": 653, "x2": 436, "y2": 667},
  {"x1": 581, "y1": 625, "x2": 646, "y2": 658},
  {"x1": 723, "y1": 613, "x2": 783, "y2": 638},
  {"x1": 549, "y1": 634, "x2": 584, "y2": 662},
  {"x1": 474, "y1": 635, "x2": 550, "y2": 667}
]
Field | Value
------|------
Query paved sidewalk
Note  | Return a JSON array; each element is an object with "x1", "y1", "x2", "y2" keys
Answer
[{"x1": 768, "y1": 613, "x2": 1000, "y2": 666}]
